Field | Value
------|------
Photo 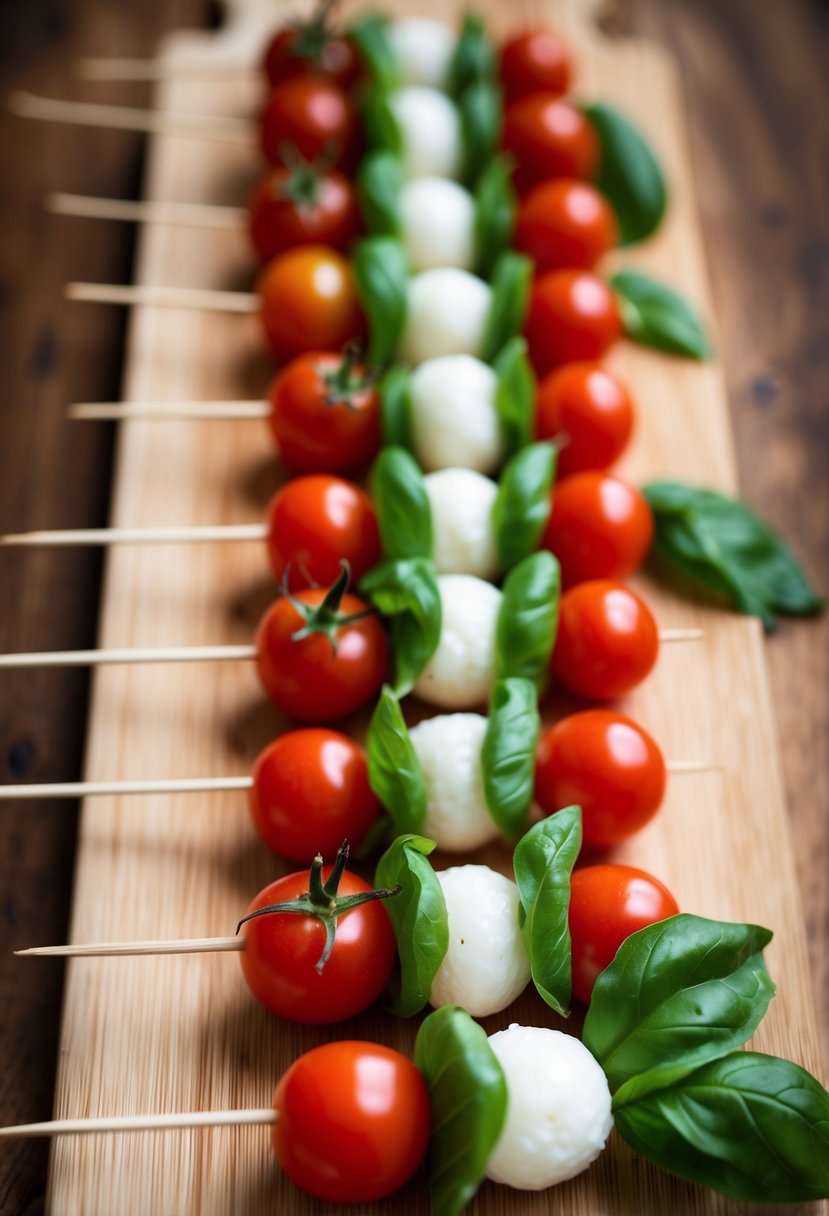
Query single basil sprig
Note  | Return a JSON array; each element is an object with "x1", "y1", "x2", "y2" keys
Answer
[
  {"x1": 371, "y1": 446, "x2": 433, "y2": 561},
  {"x1": 482, "y1": 251, "x2": 533, "y2": 364},
  {"x1": 613, "y1": 1051, "x2": 829, "y2": 1203},
  {"x1": 448, "y1": 13, "x2": 495, "y2": 97},
  {"x1": 374, "y1": 834, "x2": 448, "y2": 1017},
  {"x1": 360, "y1": 556, "x2": 441, "y2": 695},
  {"x1": 349, "y1": 13, "x2": 400, "y2": 90},
  {"x1": 458, "y1": 80, "x2": 501, "y2": 188},
  {"x1": 581, "y1": 102, "x2": 667, "y2": 246},
  {"x1": 352, "y1": 236, "x2": 409, "y2": 367},
  {"x1": 414, "y1": 1005, "x2": 508, "y2": 1216},
  {"x1": 513, "y1": 807, "x2": 581, "y2": 1016},
  {"x1": 379, "y1": 365, "x2": 415, "y2": 449},
  {"x1": 495, "y1": 550, "x2": 560, "y2": 689},
  {"x1": 481, "y1": 678, "x2": 540, "y2": 843},
  {"x1": 361, "y1": 84, "x2": 403, "y2": 158},
  {"x1": 474, "y1": 155, "x2": 517, "y2": 281},
  {"x1": 358, "y1": 150, "x2": 403, "y2": 237},
  {"x1": 366, "y1": 686, "x2": 427, "y2": 836},
  {"x1": 644, "y1": 480, "x2": 825, "y2": 632},
  {"x1": 491, "y1": 441, "x2": 556, "y2": 571},
  {"x1": 611, "y1": 268, "x2": 711, "y2": 359},
  {"x1": 493, "y1": 336, "x2": 534, "y2": 458}
]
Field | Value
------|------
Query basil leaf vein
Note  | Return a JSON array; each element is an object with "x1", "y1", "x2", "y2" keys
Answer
[
  {"x1": 481, "y1": 677, "x2": 540, "y2": 843},
  {"x1": 494, "y1": 550, "x2": 560, "y2": 689},
  {"x1": 360, "y1": 556, "x2": 441, "y2": 695},
  {"x1": 611, "y1": 268, "x2": 711, "y2": 360},
  {"x1": 366, "y1": 686, "x2": 427, "y2": 835},
  {"x1": 581, "y1": 101, "x2": 667, "y2": 246},
  {"x1": 374, "y1": 833, "x2": 448, "y2": 1017},
  {"x1": 371, "y1": 446, "x2": 433, "y2": 561},
  {"x1": 492, "y1": 441, "x2": 556, "y2": 570}
]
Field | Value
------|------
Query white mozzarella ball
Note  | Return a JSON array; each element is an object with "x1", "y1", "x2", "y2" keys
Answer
[
  {"x1": 409, "y1": 713, "x2": 498, "y2": 852},
  {"x1": 424, "y1": 469, "x2": 500, "y2": 579},
  {"x1": 429, "y1": 867, "x2": 531, "y2": 1015},
  {"x1": 400, "y1": 269, "x2": 491, "y2": 365},
  {"x1": 400, "y1": 178, "x2": 476, "y2": 273},
  {"x1": 388, "y1": 18, "x2": 456, "y2": 90},
  {"x1": 388, "y1": 87, "x2": 462, "y2": 181},
  {"x1": 413, "y1": 574, "x2": 500, "y2": 709},
  {"x1": 485, "y1": 1025, "x2": 613, "y2": 1190},
  {"x1": 409, "y1": 355, "x2": 503, "y2": 474}
]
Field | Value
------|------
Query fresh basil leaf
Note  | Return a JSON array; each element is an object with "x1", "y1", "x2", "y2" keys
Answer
[
  {"x1": 611, "y1": 268, "x2": 711, "y2": 360},
  {"x1": 584, "y1": 913, "x2": 776, "y2": 1097},
  {"x1": 495, "y1": 550, "x2": 560, "y2": 689},
  {"x1": 482, "y1": 252, "x2": 533, "y2": 365},
  {"x1": 644, "y1": 480, "x2": 825, "y2": 633},
  {"x1": 379, "y1": 365, "x2": 415, "y2": 449},
  {"x1": 474, "y1": 154, "x2": 516, "y2": 280},
  {"x1": 448, "y1": 13, "x2": 495, "y2": 98},
  {"x1": 358, "y1": 150, "x2": 403, "y2": 237},
  {"x1": 513, "y1": 807, "x2": 581, "y2": 1016},
  {"x1": 349, "y1": 13, "x2": 400, "y2": 90},
  {"x1": 493, "y1": 336, "x2": 534, "y2": 458},
  {"x1": 374, "y1": 833, "x2": 448, "y2": 1017},
  {"x1": 613, "y1": 1051, "x2": 829, "y2": 1203},
  {"x1": 458, "y1": 80, "x2": 501, "y2": 188},
  {"x1": 414, "y1": 1006, "x2": 508, "y2": 1216},
  {"x1": 481, "y1": 678, "x2": 540, "y2": 843},
  {"x1": 581, "y1": 102, "x2": 667, "y2": 246},
  {"x1": 361, "y1": 84, "x2": 403, "y2": 157},
  {"x1": 492, "y1": 442, "x2": 556, "y2": 571},
  {"x1": 360, "y1": 556, "x2": 441, "y2": 695},
  {"x1": 371, "y1": 446, "x2": 433, "y2": 561},
  {"x1": 352, "y1": 236, "x2": 409, "y2": 367},
  {"x1": 366, "y1": 686, "x2": 427, "y2": 835}
]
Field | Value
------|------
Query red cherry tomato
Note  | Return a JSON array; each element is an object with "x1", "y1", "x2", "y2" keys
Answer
[
  {"x1": 552, "y1": 579, "x2": 659, "y2": 700},
  {"x1": 272, "y1": 1041, "x2": 430, "y2": 1203},
  {"x1": 542, "y1": 471, "x2": 654, "y2": 587},
  {"x1": 535, "y1": 710, "x2": 667, "y2": 849},
  {"x1": 569, "y1": 864, "x2": 679, "y2": 1003},
  {"x1": 261, "y1": 77, "x2": 360, "y2": 171},
  {"x1": 266, "y1": 474, "x2": 381, "y2": 591},
  {"x1": 502, "y1": 96, "x2": 600, "y2": 195},
  {"x1": 249, "y1": 729, "x2": 380, "y2": 864},
  {"x1": 263, "y1": 22, "x2": 361, "y2": 92},
  {"x1": 500, "y1": 28, "x2": 572, "y2": 101},
  {"x1": 535, "y1": 362, "x2": 634, "y2": 476},
  {"x1": 258, "y1": 246, "x2": 365, "y2": 361},
  {"x1": 267, "y1": 348, "x2": 381, "y2": 474},
  {"x1": 515, "y1": 179, "x2": 618, "y2": 274},
  {"x1": 525, "y1": 269, "x2": 622, "y2": 377},
  {"x1": 248, "y1": 164, "x2": 361, "y2": 262}
]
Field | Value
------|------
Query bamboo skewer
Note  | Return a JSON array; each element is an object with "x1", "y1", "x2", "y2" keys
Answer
[
  {"x1": 49, "y1": 192, "x2": 245, "y2": 230},
  {"x1": 8, "y1": 92, "x2": 255, "y2": 143},
  {"x1": 68, "y1": 401, "x2": 269, "y2": 420},
  {"x1": 66, "y1": 282, "x2": 259, "y2": 313},
  {"x1": 0, "y1": 1109, "x2": 277, "y2": 1138},
  {"x1": 16, "y1": 938, "x2": 243, "y2": 958},
  {"x1": 1, "y1": 525, "x2": 268, "y2": 547}
]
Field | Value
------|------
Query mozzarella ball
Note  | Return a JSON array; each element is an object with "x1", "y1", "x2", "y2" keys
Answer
[
  {"x1": 429, "y1": 867, "x2": 531, "y2": 1015},
  {"x1": 400, "y1": 178, "x2": 476, "y2": 273},
  {"x1": 486, "y1": 1026, "x2": 613, "y2": 1190},
  {"x1": 388, "y1": 18, "x2": 456, "y2": 90},
  {"x1": 388, "y1": 87, "x2": 462, "y2": 181},
  {"x1": 410, "y1": 355, "x2": 503, "y2": 474},
  {"x1": 413, "y1": 574, "x2": 501, "y2": 709},
  {"x1": 424, "y1": 469, "x2": 500, "y2": 579},
  {"x1": 400, "y1": 270, "x2": 491, "y2": 366},
  {"x1": 409, "y1": 713, "x2": 498, "y2": 851}
]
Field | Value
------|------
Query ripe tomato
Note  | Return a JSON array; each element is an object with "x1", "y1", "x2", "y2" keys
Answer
[
  {"x1": 267, "y1": 348, "x2": 381, "y2": 473},
  {"x1": 263, "y1": 20, "x2": 361, "y2": 92},
  {"x1": 525, "y1": 269, "x2": 622, "y2": 376},
  {"x1": 265, "y1": 474, "x2": 381, "y2": 590},
  {"x1": 249, "y1": 729, "x2": 380, "y2": 864},
  {"x1": 260, "y1": 77, "x2": 360, "y2": 171},
  {"x1": 500, "y1": 28, "x2": 572, "y2": 101},
  {"x1": 248, "y1": 164, "x2": 361, "y2": 262},
  {"x1": 272, "y1": 1041, "x2": 430, "y2": 1202},
  {"x1": 502, "y1": 96, "x2": 599, "y2": 195},
  {"x1": 535, "y1": 362, "x2": 634, "y2": 476},
  {"x1": 258, "y1": 246, "x2": 365, "y2": 361},
  {"x1": 515, "y1": 179, "x2": 618, "y2": 274},
  {"x1": 535, "y1": 710, "x2": 667, "y2": 849},
  {"x1": 552, "y1": 579, "x2": 659, "y2": 700},
  {"x1": 542, "y1": 471, "x2": 654, "y2": 587},
  {"x1": 569, "y1": 864, "x2": 679, "y2": 1003}
]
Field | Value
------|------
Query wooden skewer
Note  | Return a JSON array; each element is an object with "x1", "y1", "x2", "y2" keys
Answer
[
  {"x1": 0, "y1": 1109, "x2": 277, "y2": 1138},
  {"x1": 68, "y1": 401, "x2": 270, "y2": 421},
  {"x1": 16, "y1": 937, "x2": 243, "y2": 958},
  {"x1": 66, "y1": 282, "x2": 259, "y2": 313},
  {"x1": 8, "y1": 92, "x2": 255, "y2": 143},
  {"x1": 49, "y1": 192, "x2": 245, "y2": 230},
  {"x1": 0, "y1": 645, "x2": 257, "y2": 669},
  {"x1": 76, "y1": 57, "x2": 254, "y2": 82},
  {"x1": 1, "y1": 525, "x2": 268, "y2": 547}
]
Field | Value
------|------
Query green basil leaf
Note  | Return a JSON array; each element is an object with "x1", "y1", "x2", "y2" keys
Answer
[
  {"x1": 481, "y1": 677, "x2": 540, "y2": 843},
  {"x1": 473, "y1": 154, "x2": 517, "y2": 280},
  {"x1": 371, "y1": 446, "x2": 433, "y2": 561},
  {"x1": 581, "y1": 102, "x2": 667, "y2": 246},
  {"x1": 584, "y1": 913, "x2": 776, "y2": 1098},
  {"x1": 352, "y1": 236, "x2": 409, "y2": 367},
  {"x1": 643, "y1": 480, "x2": 825, "y2": 633},
  {"x1": 374, "y1": 833, "x2": 448, "y2": 1017},
  {"x1": 379, "y1": 364, "x2": 415, "y2": 450},
  {"x1": 611, "y1": 268, "x2": 712, "y2": 360},
  {"x1": 482, "y1": 252, "x2": 533, "y2": 365},
  {"x1": 358, "y1": 150, "x2": 403, "y2": 237},
  {"x1": 613, "y1": 1051, "x2": 829, "y2": 1203},
  {"x1": 366, "y1": 686, "x2": 427, "y2": 835},
  {"x1": 513, "y1": 806, "x2": 582, "y2": 1016},
  {"x1": 448, "y1": 13, "x2": 495, "y2": 98},
  {"x1": 361, "y1": 84, "x2": 403, "y2": 157},
  {"x1": 360, "y1": 556, "x2": 441, "y2": 695},
  {"x1": 414, "y1": 1006, "x2": 508, "y2": 1216},
  {"x1": 458, "y1": 80, "x2": 501, "y2": 188},
  {"x1": 492, "y1": 441, "x2": 556, "y2": 570},
  {"x1": 349, "y1": 13, "x2": 401, "y2": 90},
  {"x1": 492, "y1": 335, "x2": 534, "y2": 458},
  {"x1": 495, "y1": 550, "x2": 560, "y2": 689}
]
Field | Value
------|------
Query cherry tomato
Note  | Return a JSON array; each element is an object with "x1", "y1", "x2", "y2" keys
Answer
[
  {"x1": 273, "y1": 1040, "x2": 430, "y2": 1202},
  {"x1": 249, "y1": 729, "x2": 380, "y2": 864},
  {"x1": 515, "y1": 179, "x2": 618, "y2": 274},
  {"x1": 266, "y1": 474, "x2": 381, "y2": 591},
  {"x1": 263, "y1": 18, "x2": 361, "y2": 92},
  {"x1": 267, "y1": 348, "x2": 381, "y2": 473},
  {"x1": 535, "y1": 362, "x2": 634, "y2": 476},
  {"x1": 502, "y1": 96, "x2": 600, "y2": 195},
  {"x1": 258, "y1": 246, "x2": 365, "y2": 362},
  {"x1": 248, "y1": 164, "x2": 361, "y2": 262},
  {"x1": 569, "y1": 864, "x2": 679, "y2": 1003},
  {"x1": 552, "y1": 579, "x2": 659, "y2": 700},
  {"x1": 261, "y1": 77, "x2": 360, "y2": 171},
  {"x1": 525, "y1": 269, "x2": 622, "y2": 377},
  {"x1": 500, "y1": 28, "x2": 572, "y2": 101},
  {"x1": 535, "y1": 710, "x2": 667, "y2": 848},
  {"x1": 542, "y1": 471, "x2": 654, "y2": 587}
]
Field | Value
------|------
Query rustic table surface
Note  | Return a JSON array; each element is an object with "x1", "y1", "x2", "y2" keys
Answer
[{"x1": 0, "y1": 1, "x2": 826, "y2": 1213}]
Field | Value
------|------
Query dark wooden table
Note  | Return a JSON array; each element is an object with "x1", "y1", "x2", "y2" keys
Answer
[{"x1": 0, "y1": 2, "x2": 826, "y2": 1212}]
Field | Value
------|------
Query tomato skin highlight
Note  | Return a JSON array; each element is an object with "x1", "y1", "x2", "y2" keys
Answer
[
  {"x1": 500, "y1": 29, "x2": 572, "y2": 101},
  {"x1": 525, "y1": 269, "x2": 622, "y2": 377},
  {"x1": 515, "y1": 179, "x2": 618, "y2": 274},
  {"x1": 258, "y1": 246, "x2": 365, "y2": 361},
  {"x1": 265, "y1": 474, "x2": 381, "y2": 591},
  {"x1": 263, "y1": 28, "x2": 361, "y2": 92},
  {"x1": 535, "y1": 710, "x2": 667, "y2": 848},
  {"x1": 272, "y1": 1041, "x2": 430, "y2": 1202},
  {"x1": 535, "y1": 361, "x2": 634, "y2": 476},
  {"x1": 502, "y1": 96, "x2": 599, "y2": 195},
  {"x1": 248, "y1": 166, "x2": 361, "y2": 262},
  {"x1": 552, "y1": 579, "x2": 659, "y2": 700},
  {"x1": 542, "y1": 471, "x2": 654, "y2": 587},
  {"x1": 569, "y1": 864, "x2": 680, "y2": 1003},
  {"x1": 260, "y1": 77, "x2": 360, "y2": 170}
]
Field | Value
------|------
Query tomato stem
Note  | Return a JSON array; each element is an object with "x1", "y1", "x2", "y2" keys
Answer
[
  {"x1": 284, "y1": 561, "x2": 379, "y2": 654},
  {"x1": 320, "y1": 341, "x2": 379, "y2": 409}
]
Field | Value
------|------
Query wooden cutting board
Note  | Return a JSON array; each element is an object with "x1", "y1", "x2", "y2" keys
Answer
[{"x1": 45, "y1": 1, "x2": 827, "y2": 1212}]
